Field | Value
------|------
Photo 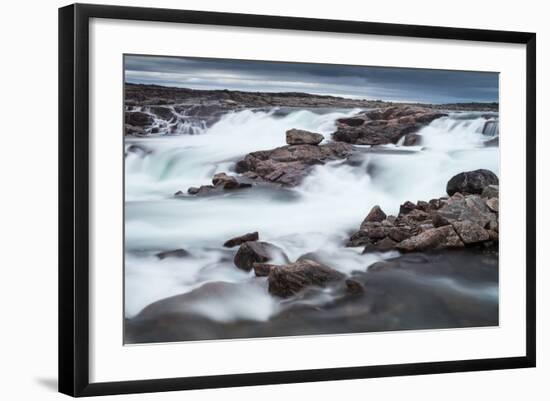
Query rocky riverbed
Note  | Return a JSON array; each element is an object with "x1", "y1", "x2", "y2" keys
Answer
[{"x1": 124, "y1": 85, "x2": 500, "y2": 344}]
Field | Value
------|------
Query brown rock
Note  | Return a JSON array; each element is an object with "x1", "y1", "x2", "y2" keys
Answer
[
  {"x1": 212, "y1": 172, "x2": 240, "y2": 189},
  {"x1": 253, "y1": 262, "x2": 276, "y2": 277},
  {"x1": 223, "y1": 232, "x2": 259, "y2": 248},
  {"x1": 396, "y1": 226, "x2": 464, "y2": 252},
  {"x1": 267, "y1": 260, "x2": 345, "y2": 298},
  {"x1": 285, "y1": 129, "x2": 324, "y2": 145},
  {"x1": 235, "y1": 141, "x2": 353, "y2": 187},
  {"x1": 361, "y1": 205, "x2": 387, "y2": 224},
  {"x1": 451, "y1": 221, "x2": 490, "y2": 244},
  {"x1": 234, "y1": 241, "x2": 287, "y2": 271}
]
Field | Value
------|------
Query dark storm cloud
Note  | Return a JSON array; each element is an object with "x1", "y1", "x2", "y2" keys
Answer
[{"x1": 124, "y1": 55, "x2": 498, "y2": 104}]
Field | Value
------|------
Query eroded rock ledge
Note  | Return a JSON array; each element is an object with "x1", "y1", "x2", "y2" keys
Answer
[
  {"x1": 332, "y1": 106, "x2": 447, "y2": 145},
  {"x1": 235, "y1": 129, "x2": 353, "y2": 187}
]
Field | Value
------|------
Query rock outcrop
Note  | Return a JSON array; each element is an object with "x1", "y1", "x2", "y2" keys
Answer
[
  {"x1": 235, "y1": 141, "x2": 354, "y2": 187},
  {"x1": 332, "y1": 106, "x2": 447, "y2": 145},
  {"x1": 347, "y1": 171, "x2": 499, "y2": 253},
  {"x1": 285, "y1": 129, "x2": 324, "y2": 145}
]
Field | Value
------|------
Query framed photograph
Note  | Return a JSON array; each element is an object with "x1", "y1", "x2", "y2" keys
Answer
[{"x1": 58, "y1": 3, "x2": 536, "y2": 397}]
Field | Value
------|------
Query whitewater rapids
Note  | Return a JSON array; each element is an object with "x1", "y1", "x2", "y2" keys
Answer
[{"x1": 124, "y1": 108, "x2": 499, "y2": 322}]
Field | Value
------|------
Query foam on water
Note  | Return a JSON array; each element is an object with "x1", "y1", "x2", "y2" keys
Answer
[{"x1": 124, "y1": 108, "x2": 499, "y2": 319}]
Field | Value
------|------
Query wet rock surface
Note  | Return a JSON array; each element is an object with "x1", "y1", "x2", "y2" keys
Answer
[
  {"x1": 235, "y1": 141, "x2": 354, "y2": 187},
  {"x1": 233, "y1": 241, "x2": 289, "y2": 271},
  {"x1": 267, "y1": 259, "x2": 345, "y2": 298},
  {"x1": 332, "y1": 106, "x2": 447, "y2": 145},
  {"x1": 446, "y1": 169, "x2": 499, "y2": 196},
  {"x1": 347, "y1": 172, "x2": 499, "y2": 253},
  {"x1": 125, "y1": 249, "x2": 498, "y2": 344}
]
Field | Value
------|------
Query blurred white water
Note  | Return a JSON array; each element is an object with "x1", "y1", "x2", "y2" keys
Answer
[{"x1": 124, "y1": 108, "x2": 499, "y2": 319}]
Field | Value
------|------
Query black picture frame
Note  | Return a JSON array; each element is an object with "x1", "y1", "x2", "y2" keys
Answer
[{"x1": 58, "y1": 3, "x2": 536, "y2": 397}]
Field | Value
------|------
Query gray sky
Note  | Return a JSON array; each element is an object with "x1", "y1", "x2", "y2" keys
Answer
[{"x1": 125, "y1": 55, "x2": 499, "y2": 104}]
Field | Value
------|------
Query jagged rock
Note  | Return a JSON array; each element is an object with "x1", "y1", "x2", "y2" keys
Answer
[
  {"x1": 267, "y1": 259, "x2": 345, "y2": 298},
  {"x1": 399, "y1": 201, "x2": 417, "y2": 215},
  {"x1": 223, "y1": 232, "x2": 259, "y2": 248},
  {"x1": 446, "y1": 169, "x2": 499, "y2": 196},
  {"x1": 437, "y1": 193, "x2": 495, "y2": 228},
  {"x1": 361, "y1": 205, "x2": 387, "y2": 224},
  {"x1": 396, "y1": 226, "x2": 464, "y2": 252},
  {"x1": 234, "y1": 241, "x2": 288, "y2": 271},
  {"x1": 285, "y1": 129, "x2": 324, "y2": 145},
  {"x1": 332, "y1": 106, "x2": 446, "y2": 145},
  {"x1": 155, "y1": 248, "x2": 190, "y2": 259},
  {"x1": 235, "y1": 141, "x2": 354, "y2": 187},
  {"x1": 452, "y1": 221, "x2": 490, "y2": 244},
  {"x1": 363, "y1": 237, "x2": 397, "y2": 253}
]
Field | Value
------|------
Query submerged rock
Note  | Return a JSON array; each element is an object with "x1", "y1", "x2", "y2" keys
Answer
[
  {"x1": 155, "y1": 248, "x2": 190, "y2": 259},
  {"x1": 285, "y1": 129, "x2": 324, "y2": 145},
  {"x1": 223, "y1": 232, "x2": 259, "y2": 248},
  {"x1": 332, "y1": 106, "x2": 446, "y2": 145},
  {"x1": 267, "y1": 259, "x2": 345, "y2": 298},
  {"x1": 446, "y1": 169, "x2": 499, "y2": 196}
]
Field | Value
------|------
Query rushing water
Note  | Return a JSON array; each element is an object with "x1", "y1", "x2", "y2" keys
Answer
[{"x1": 124, "y1": 108, "x2": 499, "y2": 325}]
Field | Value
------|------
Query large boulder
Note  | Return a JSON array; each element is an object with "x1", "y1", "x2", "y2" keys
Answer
[
  {"x1": 235, "y1": 141, "x2": 353, "y2": 187},
  {"x1": 446, "y1": 169, "x2": 499, "y2": 196},
  {"x1": 234, "y1": 241, "x2": 288, "y2": 271},
  {"x1": 286, "y1": 129, "x2": 324, "y2": 145},
  {"x1": 267, "y1": 259, "x2": 345, "y2": 298},
  {"x1": 332, "y1": 106, "x2": 446, "y2": 145},
  {"x1": 451, "y1": 221, "x2": 490, "y2": 244},
  {"x1": 396, "y1": 226, "x2": 464, "y2": 252}
]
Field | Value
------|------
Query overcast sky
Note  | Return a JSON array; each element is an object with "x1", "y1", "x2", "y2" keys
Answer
[{"x1": 125, "y1": 55, "x2": 499, "y2": 104}]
